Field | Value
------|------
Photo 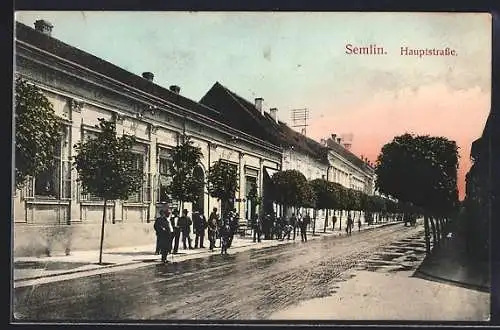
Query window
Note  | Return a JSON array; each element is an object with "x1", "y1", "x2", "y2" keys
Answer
[
  {"x1": 32, "y1": 126, "x2": 71, "y2": 199},
  {"x1": 79, "y1": 129, "x2": 103, "y2": 201},
  {"x1": 157, "y1": 156, "x2": 173, "y2": 203},
  {"x1": 127, "y1": 152, "x2": 145, "y2": 202}
]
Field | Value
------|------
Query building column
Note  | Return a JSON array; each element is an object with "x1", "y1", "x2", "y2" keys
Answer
[
  {"x1": 238, "y1": 152, "x2": 245, "y2": 220},
  {"x1": 69, "y1": 99, "x2": 83, "y2": 223},
  {"x1": 113, "y1": 114, "x2": 125, "y2": 222},
  {"x1": 148, "y1": 125, "x2": 158, "y2": 222},
  {"x1": 258, "y1": 158, "x2": 264, "y2": 217}
]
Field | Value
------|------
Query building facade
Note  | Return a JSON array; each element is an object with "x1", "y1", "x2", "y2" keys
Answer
[
  {"x1": 13, "y1": 20, "x2": 281, "y2": 256},
  {"x1": 199, "y1": 82, "x2": 377, "y2": 231}
]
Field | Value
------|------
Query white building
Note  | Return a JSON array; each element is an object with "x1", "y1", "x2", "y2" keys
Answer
[{"x1": 13, "y1": 20, "x2": 281, "y2": 256}]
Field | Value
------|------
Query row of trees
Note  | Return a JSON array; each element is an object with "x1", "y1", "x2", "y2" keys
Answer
[
  {"x1": 271, "y1": 170, "x2": 413, "y2": 234},
  {"x1": 375, "y1": 133, "x2": 460, "y2": 253}
]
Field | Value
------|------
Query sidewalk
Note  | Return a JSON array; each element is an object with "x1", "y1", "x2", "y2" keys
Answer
[
  {"x1": 413, "y1": 232, "x2": 490, "y2": 292},
  {"x1": 270, "y1": 269, "x2": 490, "y2": 321},
  {"x1": 13, "y1": 221, "x2": 401, "y2": 287}
]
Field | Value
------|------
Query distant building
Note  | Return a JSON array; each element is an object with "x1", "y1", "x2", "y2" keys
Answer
[{"x1": 199, "y1": 83, "x2": 377, "y2": 229}]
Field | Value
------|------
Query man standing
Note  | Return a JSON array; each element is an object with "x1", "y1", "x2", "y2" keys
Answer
[
  {"x1": 208, "y1": 207, "x2": 220, "y2": 247},
  {"x1": 170, "y1": 209, "x2": 181, "y2": 253},
  {"x1": 207, "y1": 211, "x2": 218, "y2": 251},
  {"x1": 301, "y1": 212, "x2": 311, "y2": 242},
  {"x1": 251, "y1": 213, "x2": 262, "y2": 243},
  {"x1": 154, "y1": 209, "x2": 173, "y2": 263},
  {"x1": 193, "y1": 210, "x2": 207, "y2": 249},
  {"x1": 289, "y1": 213, "x2": 297, "y2": 240},
  {"x1": 179, "y1": 209, "x2": 193, "y2": 250},
  {"x1": 227, "y1": 208, "x2": 239, "y2": 249}
]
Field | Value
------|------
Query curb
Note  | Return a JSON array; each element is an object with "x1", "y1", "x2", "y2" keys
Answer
[
  {"x1": 13, "y1": 242, "x2": 258, "y2": 283},
  {"x1": 413, "y1": 269, "x2": 490, "y2": 293},
  {"x1": 13, "y1": 222, "x2": 403, "y2": 283}
]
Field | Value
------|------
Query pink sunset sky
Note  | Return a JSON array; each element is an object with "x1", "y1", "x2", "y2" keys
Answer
[
  {"x1": 307, "y1": 83, "x2": 490, "y2": 200},
  {"x1": 16, "y1": 12, "x2": 492, "y2": 200}
]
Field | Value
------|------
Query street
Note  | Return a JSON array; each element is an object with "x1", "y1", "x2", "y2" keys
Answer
[{"x1": 13, "y1": 223, "x2": 434, "y2": 321}]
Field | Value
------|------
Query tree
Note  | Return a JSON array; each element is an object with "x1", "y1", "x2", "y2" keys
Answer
[
  {"x1": 271, "y1": 169, "x2": 310, "y2": 216},
  {"x1": 207, "y1": 160, "x2": 239, "y2": 216},
  {"x1": 74, "y1": 118, "x2": 143, "y2": 264},
  {"x1": 15, "y1": 77, "x2": 62, "y2": 189},
  {"x1": 331, "y1": 182, "x2": 348, "y2": 230},
  {"x1": 166, "y1": 135, "x2": 204, "y2": 211},
  {"x1": 375, "y1": 133, "x2": 460, "y2": 253},
  {"x1": 310, "y1": 178, "x2": 334, "y2": 233}
]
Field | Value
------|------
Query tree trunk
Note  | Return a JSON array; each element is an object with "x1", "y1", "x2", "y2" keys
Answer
[
  {"x1": 424, "y1": 214, "x2": 431, "y2": 254},
  {"x1": 429, "y1": 216, "x2": 437, "y2": 249},
  {"x1": 99, "y1": 199, "x2": 107, "y2": 265},
  {"x1": 312, "y1": 209, "x2": 316, "y2": 235},
  {"x1": 437, "y1": 217, "x2": 441, "y2": 240},
  {"x1": 323, "y1": 209, "x2": 328, "y2": 233},
  {"x1": 339, "y1": 210, "x2": 342, "y2": 231}
]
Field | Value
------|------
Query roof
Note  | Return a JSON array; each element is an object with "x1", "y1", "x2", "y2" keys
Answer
[
  {"x1": 326, "y1": 139, "x2": 374, "y2": 173},
  {"x1": 15, "y1": 21, "x2": 222, "y2": 120},
  {"x1": 200, "y1": 82, "x2": 330, "y2": 165}
]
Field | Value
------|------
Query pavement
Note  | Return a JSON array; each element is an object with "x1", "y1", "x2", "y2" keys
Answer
[
  {"x1": 414, "y1": 231, "x2": 491, "y2": 293},
  {"x1": 269, "y1": 270, "x2": 490, "y2": 321},
  {"x1": 13, "y1": 221, "x2": 401, "y2": 288}
]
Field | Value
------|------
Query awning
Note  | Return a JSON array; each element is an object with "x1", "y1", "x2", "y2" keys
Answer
[{"x1": 264, "y1": 167, "x2": 278, "y2": 178}]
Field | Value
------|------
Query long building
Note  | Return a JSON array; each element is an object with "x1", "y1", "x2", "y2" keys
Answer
[
  {"x1": 13, "y1": 20, "x2": 282, "y2": 256},
  {"x1": 14, "y1": 19, "x2": 377, "y2": 256},
  {"x1": 199, "y1": 82, "x2": 376, "y2": 230}
]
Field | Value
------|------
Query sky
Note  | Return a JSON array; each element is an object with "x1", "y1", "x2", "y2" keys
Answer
[{"x1": 15, "y1": 11, "x2": 492, "y2": 200}]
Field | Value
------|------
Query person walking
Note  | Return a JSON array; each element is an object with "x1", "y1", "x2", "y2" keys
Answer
[
  {"x1": 179, "y1": 209, "x2": 193, "y2": 250},
  {"x1": 208, "y1": 207, "x2": 220, "y2": 247},
  {"x1": 251, "y1": 213, "x2": 262, "y2": 243},
  {"x1": 346, "y1": 214, "x2": 353, "y2": 236},
  {"x1": 299, "y1": 214, "x2": 309, "y2": 242},
  {"x1": 170, "y1": 209, "x2": 181, "y2": 253},
  {"x1": 220, "y1": 215, "x2": 231, "y2": 255},
  {"x1": 358, "y1": 218, "x2": 362, "y2": 232},
  {"x1": 289, "y1": 213, "x2": 297, "y2": 240},
  {"x1": 207, "y1": 212, "x2": 218, "y2": 252},
  {"x1": 154, "y1": 209, "x2": 173, "y2": 263},
  {"x1": 193, "y1": 210, "x2": 207, "y2": 249},
  {"x1": 332, "y1": 215, "x2": 337, "y2": 231},
  {"x1": 230, "y1": 209, "x2": 241, "y2": 248}
]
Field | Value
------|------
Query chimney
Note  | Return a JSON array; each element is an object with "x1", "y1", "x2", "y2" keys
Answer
[
  {"x1": 331, "y1": 134, "x2": 337, "y2": 141},
  {"x1": 142, "y1": 72, "x2": 154, "y2": 82},
  {"x1": 34, "y1": 20, "x2": 53, "y2": 36},
  {"x1": 269, "y1": 108, "x2": 278, "y2": 123},
  {"x1": 255, "y1": 98, "x2": 264, "y2": 115},
  {"x1": 169, "y1": 85, "x2": 181, "y2": 94},
  {"x1": 337, "y1": 137, "x2": 342, "y2": 144}
]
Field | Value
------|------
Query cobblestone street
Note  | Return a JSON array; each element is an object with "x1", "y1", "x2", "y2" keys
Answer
[{"x1": 13, "y1": 223, "x2": 435, "y2": 321}]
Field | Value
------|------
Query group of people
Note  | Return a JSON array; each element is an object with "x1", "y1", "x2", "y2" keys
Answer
[
  {"x1": 250, "y1": 212, "x2": 312, "y2": 243},
  {"x1": 154, "y1": 206, "x2": 240, "y2": 263},
  {"x1": 154, "y1": 206, "x2": 364, "y2": 263}
]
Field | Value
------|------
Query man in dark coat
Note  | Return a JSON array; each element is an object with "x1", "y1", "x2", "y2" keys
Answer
[
  {"x1": 251, "y1": 213, "x2": 262, "y2": 243},
  {"x1": 170, "y1": 209, "x2": 181, "y2": 253},
  {"x1": 289, "y1": 213, "x2": 297, "y2": 240},
  {"x1": 300, "y1": 213, "x2": 311, "y2": 242},
  {"x1": 154, "y1": 209, "x2": 172, "y2": 263},
  {"x1": 227, "y1": 209, "x2": 239, "y2": 249},
  {"x1": 193, "y1": 210, "x2": 207, "y2": 249},
  {"x1": 179, "y1": 209, "x2": 193, "y2": 250}
]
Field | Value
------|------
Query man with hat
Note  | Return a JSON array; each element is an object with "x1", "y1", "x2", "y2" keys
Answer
[{"x1": 170, "y1": 208, "x2": 181, "y2": 253}]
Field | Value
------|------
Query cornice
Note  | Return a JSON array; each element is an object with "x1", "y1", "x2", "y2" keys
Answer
[{"x1": 16, "y1": 40, "x2": 282, "y2": 156}]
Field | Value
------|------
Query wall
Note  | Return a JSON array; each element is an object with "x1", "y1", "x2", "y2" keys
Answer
[{"x1": 14, "y1": 43, "x2": 282, "y2": 256}]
